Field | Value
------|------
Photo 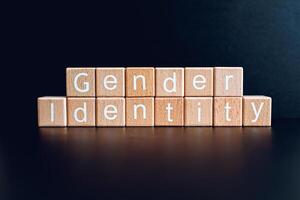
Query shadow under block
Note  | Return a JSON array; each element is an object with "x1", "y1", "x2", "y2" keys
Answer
[
  {"x1": 155, "y1": 98, "x2": 184, "y2": 126},
  {"x1": 155, "y1": 68, "x2": 184, "y2": 97},
  {"x1": 243, "y1": 96, "x2": 272, "y2": 126},
  {"x1": 184, "y1": 97, "x2": 213, "y2": 126},
  {"x1": 38, "y1": 97, "x2": 67, "y2": 127},
  {"x1": 96, "y1": 68, "x2": 125, "y2": 97},
  {"x1": 214, "y1": 97, "x2": 242, "y2": 126},
  {"x1": 126, "y1": 98, "x2": 154, "y2": 126},
  {"x1": 185, "y1": 67, "x2": 213, "y2": 96},
  {"x1": 126, "y1": 67, "x2": 155, "y2": 97},
  {"x1": 97, "y1": 98, "x2": 125, "y2": 126},
  {"x1": 67, "y1": 98, "x2": 96, "y2": 126},
  {"x1": 66, "y1": 68, "x2": 95, "y2": 97},
  {"x1": 214, "y1": 67, "x2": 243, "y2": 96}
]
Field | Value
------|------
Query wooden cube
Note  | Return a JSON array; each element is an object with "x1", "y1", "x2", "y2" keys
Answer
[
  {"x1": 184, "y1": 97, "x2": 213, "y2": 126},
  {"x1": 66, "y1": 68, "x2": 95, "y2": 97},
  {"x1": 126, "y1": 97, "x2": 154, "y2": 126},
  {"x1": 97, "y1": 98, "x2": 125, "y2": 126},
  {"x1": 185, "y1": 67, "x2": 213, "y2": 96},
  {"x1": 243, "y1": 96, "x2": 272, "y2": 126},
  {"x1": 38, "y1": 97, "x2": 67, "y2": 127},
  {"x1": 214, "y1": 67, "x2": 243, "y2": 96},
  {"x1": 214, "y1": 97, "x2": 242, "y2": 126},
  {"x1": 126, "y1": 67, "x2": 155, "y2": 97},
  {"x1": 155, "y1": 98, "x2": 184, "y2": 126},
  {"x1": 155, "y1": 68, "x2": 184, "y2": 97},
  {"x1": 96, "y1": 68, "x2": 125, "y2": 97},
  {"x1": 67, "y1": 98, "x2": 96, "y2": 126}
]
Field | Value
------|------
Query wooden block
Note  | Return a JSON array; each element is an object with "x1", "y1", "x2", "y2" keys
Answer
[
  {"x1": 214, "y1": 97, "x2": 242, "y2": 126},
  {"x1": 243, "y1": 96, "x2": 272, "y2": 126},
  {"x1": 185, "y1": 67, "x2": 213, "y2": 96},
  {"x1": 38, "y1": 97, "x2": 67, "y2": 127},
  {"x1": 155, "y1": 98, "x2": 184, "y2": 126},
  {"x1": 67, "y1": 98, "x2": 96, "y2": 126},
  {"x1": 155, "y1": 68, "x2": 184, "y2": 97},
  {"x1": 96, "y1": 68, "x2": 125, "y2": 97},
  {"x1": 66, "y1": 68, "x2": 95, "y2": 97},
  {"x1": 126, "y1": 67, "x2": 155, "y2": 97},
  {"x1": 126, "y1": 97, "x2": 154, "y2": 126},
  {"x1": 96, "y1": 98, "x2": 125, "y2": 126},
  {"x1": 214, "y1": 67, "x2": 243, "y2": 96},
  {"x1": 184, "y1": 97, "x2": 213, "y2": 126}
]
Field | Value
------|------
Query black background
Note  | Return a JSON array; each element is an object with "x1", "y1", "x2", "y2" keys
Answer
[{"x1": 4, "y1": 0, "x2": 300, "y2": 118}]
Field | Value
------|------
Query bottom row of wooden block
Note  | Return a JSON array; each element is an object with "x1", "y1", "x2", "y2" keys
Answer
[{"x1": 38, "y1": 96, "x2": 271, "y2": 127}]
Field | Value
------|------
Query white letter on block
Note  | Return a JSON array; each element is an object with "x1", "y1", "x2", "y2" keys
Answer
[
  {"x1": 225, "y1": 75, "x2": 233, "y2": 91},
  {"x1": 193, "y1": 75, "x2": 206, "y2": 90},
  {"x1": 74, "y1": 102, "x2": 87, "y2": 123},
  {"x1": 104, "y1": 105, "x2": 118, "y2": 120},
  {"x1": 133, "y1": 75, "x2": 146, "y2": 91},
  {"x1": 104, "y1": 75, "x2": 117, "y2": 90},
  {"x1": 224, "y1": 102, "x2": 231, "y2": 122},
  {"x1": 197, "y1": 102, "x2": 202, "y2": 122},
  {"x1": 251, "y1": 102, "x2": 264, "y2": 122},
  {"x1": 163, "y1": 72, "x2": 176, "y2": 93},
  {"x1": 166, "y1": 103, "x2": 174, "y2": 122},
  {"x1": 50, "y1": 103, "x2": 55, "y2": 122},
  {"x1": 133, "y1": 104, "x2": 146, "y2": 120},
  {"x1": 74, "y1": 73, "x2": 89, "y2": 93}
]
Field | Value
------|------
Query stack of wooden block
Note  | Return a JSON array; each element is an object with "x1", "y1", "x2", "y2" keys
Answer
[{"x1": 38, "y1": 67, "x2": 271, "y2": 127}]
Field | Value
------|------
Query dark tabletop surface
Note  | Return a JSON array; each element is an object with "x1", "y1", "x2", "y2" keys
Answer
[{"x1": 0, "y1": 119, "x2": 300, "y2": 200}]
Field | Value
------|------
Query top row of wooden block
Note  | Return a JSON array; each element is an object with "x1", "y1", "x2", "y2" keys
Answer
[{"x1": 66, "y1": 67, "x2": 243, "y2": 97}]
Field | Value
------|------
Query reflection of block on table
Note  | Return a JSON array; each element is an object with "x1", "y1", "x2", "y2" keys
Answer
[
  {"x1": 243, "y1": 96, "x2": 272, "y2": 126},
  {"x1": 38, "y1": 97, "x2": 67, "y2": 127},
  {"x1": 214, "y1": 97, "x2": 242, "y2": 126}
]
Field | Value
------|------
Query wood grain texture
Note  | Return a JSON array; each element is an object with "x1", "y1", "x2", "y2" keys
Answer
[
  {"x1": 214, "y1": 67, "x2": 243, "y2": 96},
  {"x1": 66, "y1": 68, "x2": 95, "y2": 97},
  {"x1": 67, "y1": 98, "x2": 96, "y2": 126},
  {"x1": 155, "y1": 98, "x2": 184, "y2": 126},
  {"x1": 243, "y1": 96, "x2": 272, "y2": 126},
  {"x1": 96, "y1": 68, "x2": 125, "y2": 97},
  {"x1": 184, "y1": 97, "x2": 213, "y2": 126},
  {"x1": 38, "y1": 97, "x2": 67, "y2": 127},
  {"x1": 214, "y1": 97, "x2": 242, "y2": 126},
  {"x1": 185, "y1": 67, "x2": 213, "y2": 96},
  {"x1": 126, "y1": 67, "x2": 155, "y2": 97},
  {"x1": 155, "y1": 68, "x2": 184, "y2": 97},
  {"x1": 97, "y1": 97, "x2": 125, "y2": 127},
  {"x1": 126, "y1": 97, "x2": 154, "y2": 126}
]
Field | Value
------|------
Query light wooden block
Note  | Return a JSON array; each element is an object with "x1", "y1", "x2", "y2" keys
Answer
[
  {"x1": 67, "y1": 98, "x2": 96, "y2": 126},
  {"x1": 126, "y1": 97, "x2": 154, "y2": 126},
  {"x1": 155, "y1": 68, "x2": 184, "y2": 97},
  {"x1": 38, "y1": 97, "x2": 67, "y2": 127},
  {"x1": 97, "y1": 98, "x2": 125, "y2": 126},
  {"x1": 214, "y1": 97, "x2": 242, "y2": 126},
  {"x1": 126, "y1": 67, "x2": 155, "y2": 97},
  {"x1": 214, "y1": 67, "x2": 243, "y2": 96},
  {"x1": 155, "y1": 98, "x2": 184, "y2": 126},
  {"x1": 184, "y1": 97, "x2": 213, "y2": 126},
  {"x1": 96, "y1": 68, "x2": 125, "y2": 97},
  {"x1": 243, "y1": 96, "x2": 272, "y2": 126},
  {"x1": 66, "y1": 68, "x2": 95, "y2": 97},
  {"x1": 185, "y1": 67, "x2": 213, "y2": 96}
]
